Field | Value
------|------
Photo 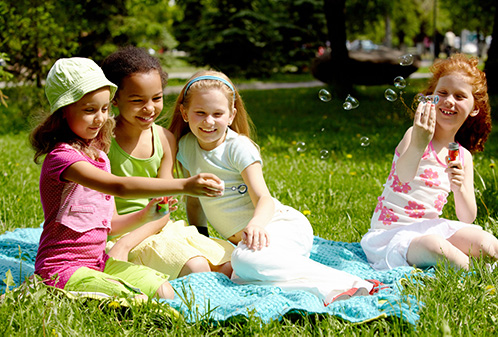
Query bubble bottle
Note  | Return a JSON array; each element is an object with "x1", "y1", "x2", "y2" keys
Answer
[
  {"x1": 157, "y1": 196, "x2": 170, "y2": 214},
  {"x1": 447, "y1": 142, "x2": 459, "y2": 166}
]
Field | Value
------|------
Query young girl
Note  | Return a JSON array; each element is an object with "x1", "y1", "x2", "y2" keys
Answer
[
  {"x1": 361, "y1": 53, "x2": 497, "y2": 270},
  {"x1": 168, "y1": 70, "x2": 377, "y2": 305},
  {"x1": 30, "y1": 57, "x2": 223, "y2": 300},
  {"x1": 100, "y1": 46, "x2": 233, "y2": 279}
]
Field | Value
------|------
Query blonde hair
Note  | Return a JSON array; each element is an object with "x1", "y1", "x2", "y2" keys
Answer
[{"x1": 168, "y1": 70, "x2": 255, "y2": 144}]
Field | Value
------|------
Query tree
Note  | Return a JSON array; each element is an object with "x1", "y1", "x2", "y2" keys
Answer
[
  {"x1": 0, "y1": 0, "x2": 180, "y2": 86},
  {"x1": 0, "y1": 0, "x2": 80, "y2": 86},
  {"x1": 173, "y1": 0, "x2": 327, "y2": 77},
  {"x1": 484, "y1": 3, "x2": 498, "y2": 94}
]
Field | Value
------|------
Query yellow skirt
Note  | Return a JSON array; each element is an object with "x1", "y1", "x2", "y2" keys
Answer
[{"x1": 107, "y1": 220, "x2": 234, "y2": 280}]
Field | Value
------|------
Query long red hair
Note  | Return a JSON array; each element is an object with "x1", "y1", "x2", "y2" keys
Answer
[{"x1": 422, "y1": 54, "x2": 491, "y2": 153}]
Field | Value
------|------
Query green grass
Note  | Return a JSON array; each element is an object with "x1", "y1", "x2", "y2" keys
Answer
[{"x1": 1, "y1": 79, "x2": 498, "y2": 335}]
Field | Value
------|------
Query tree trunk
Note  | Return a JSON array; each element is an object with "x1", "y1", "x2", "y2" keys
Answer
[
  {"x1": 484, "y1": 4, "x2": 498, "y2": 94},
  {"x1": 384, "y1": 15, "x2": 392, "y2": 48},
  {"x1": 322, "y1": 0, "x2": 352, "y2": 96}
]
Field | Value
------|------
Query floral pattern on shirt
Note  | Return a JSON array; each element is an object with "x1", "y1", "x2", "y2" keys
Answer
[
  {"x1": 420, "y1": 168, "x2": 441, "y2": 187},
  {"x1": 434, "y1": 194, "x2": 447, "y2": 212},
  {"x1": 404, "y1": 201, "x2": 425, "y2": 218},
  {"x1": 391, "y1": 175, "x2": 411, "y2": 193},
  {"x1": 374, "y1": 196, "x2": 399, "y2": 225}
]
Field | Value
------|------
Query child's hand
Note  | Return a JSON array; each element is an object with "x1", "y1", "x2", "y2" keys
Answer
[
  {"x1": 168, "y1": 197, "x2": 179, "y2": 213},
  {"x1": 143, "y1": 197, "x2": 170, "y2": 223},
  {"x1": 242, "y1": 224, "x2": 270, "y2": 251},
  {"x1": 445, "y1": 160, "x2": 465, "y2": 192},
  {"x1": 186, "y1": 173, "x2": 224, "y2": 197},
  {"x1": 412, "y1": 102, "x2": 436, "y2": 148}
]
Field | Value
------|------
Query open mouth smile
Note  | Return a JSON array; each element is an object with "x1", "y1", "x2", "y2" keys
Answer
[
  {"x1": 137, "y1": 115, "x2": 155, "y2": 122},
  {"x1": 200, "y1": 127, "x2": 216, "y2": 133},
  {"x1": 440, "y1": 108, "x2": 456, "y2": 116}
]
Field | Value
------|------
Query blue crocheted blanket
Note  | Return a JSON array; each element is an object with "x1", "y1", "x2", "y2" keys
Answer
[{"x1": 0, "y1": 227, "x2": 423, "y2": 325}]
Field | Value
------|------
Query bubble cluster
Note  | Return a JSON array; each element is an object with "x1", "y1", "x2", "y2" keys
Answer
[
  {"x1": 343, "y1": 94, "x2": 359, "y2": 110},
  {"x1": 393, "y1": 76, "x2": 406, "y2": 89},
  {"x1": 415, "y1": 94, "x2": 439, "y2": 104},
  {"x1": 398, "y1": 54, "x2": 414, "y2": 66},
  {"x1": 360, "y1": 136, "x2": 370, "y2": 147},
  {"x1": 384, "y1": 88, "x2": 398, "y2": 102},
  {"x1": 318, "y1": 89, "x2": 332, "y2": 102},
  {"x1": 296, "y1": 141, "x2": 307, "y2": 152}
]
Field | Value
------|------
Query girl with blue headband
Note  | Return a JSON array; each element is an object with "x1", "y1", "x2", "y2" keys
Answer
[{"x1": 168, "y1": 70, "x2": 380, "y2": 304}]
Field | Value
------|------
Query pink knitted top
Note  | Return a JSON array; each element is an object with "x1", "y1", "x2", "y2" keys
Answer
[{"x1": 35, "y1": 143, "x2": 114, "y2": 288}]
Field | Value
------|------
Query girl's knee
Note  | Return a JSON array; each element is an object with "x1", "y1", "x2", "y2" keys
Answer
[
  {"x1": 155, "y1": 281, "x2": 174, "y2": 299},
  {"x1": 178, "y1": 256, "x2": 211, "y2": 277}
]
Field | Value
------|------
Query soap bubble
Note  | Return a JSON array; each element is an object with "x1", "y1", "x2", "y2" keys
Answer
[
  {"x1": 318, "y1": 89, "x2": 332, "y2": 102},
  {"x1": 432, "y1": 95, "x2": 440, "y2": 104},
  {"x1": 384, "y1": 88, "x2": 398, "y2": 102},
  {"x1": 415, "y1": 93, "x2": 425, "y2": 102},
  {"x1": 393, "y1": 76, "x2": 406, "y2": 89},
  {"x1": 296, "y1": 141, "x2": 307, "y2": 152},
  {"x1": 344, "y1": 94, "x2": 360, "y2": 109},
  {"x1": 319, "y1": 149, "x2": 330, "y2": 160},
  {"x1": 398, "y1": 54, "x2": 414, "y2": 66},
  {"x1": 360, "y1": 136, "x2": 370, "y2": 147},
  {"x1": 343, "y1": 102, "x2": 352, "y2": 110}
]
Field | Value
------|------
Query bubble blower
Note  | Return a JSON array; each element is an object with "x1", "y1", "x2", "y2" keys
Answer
[
  {"x1": 447, "y1": 142, "x2": 459, "y2": 167},
  {"x1": 220, "y1": 181, "x2": 248, "y2": 196},
  {"x1": 156, "y1": 196, "x2": 170, "y2": 214}
]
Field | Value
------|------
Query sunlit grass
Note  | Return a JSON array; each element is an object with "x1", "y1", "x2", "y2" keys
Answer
[{"x1": 1, "y1": 82, "x2": 498, "y2": 335}]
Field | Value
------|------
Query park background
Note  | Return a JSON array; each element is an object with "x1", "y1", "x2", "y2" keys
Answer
[{"x1": 1, "y1": 0, "x2": 498, "y2": 335}]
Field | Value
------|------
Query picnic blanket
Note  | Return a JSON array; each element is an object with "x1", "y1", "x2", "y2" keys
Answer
[{"x1": 0, "y1": 226, "x2": 424, "y2": 325}]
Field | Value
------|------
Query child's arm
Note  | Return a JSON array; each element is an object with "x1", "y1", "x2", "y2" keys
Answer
[
  {"x1": 396, "y1": 102, "x2": 436, "y2": 182},
  {"x1": 62, "y1": 161, "x2": 223, "y2": 199},
  {"x1": 446, "y1": 149, "x2": 477, "y2": 223},
  {"x1": 182, "y1": 167, "x2": 209, "y2": 236},
  {"x1": 238, "y1": 161, "x2": 274, "y2": 251}
]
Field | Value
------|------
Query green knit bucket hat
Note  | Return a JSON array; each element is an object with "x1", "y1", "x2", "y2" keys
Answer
[{"x1": 45, "y1": 57, "x2": 117, "y2": 113}]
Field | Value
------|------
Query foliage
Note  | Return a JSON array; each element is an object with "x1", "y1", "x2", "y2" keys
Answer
[
  {"x1": 0, "y1": 0, "x2": 180, "y2": 86},
  {"x1": 439, "y1": 0, "x2": 496, "y2": 37},
  {"x1": 173, "y1": 0, "x2": 327, "y2": 78}
]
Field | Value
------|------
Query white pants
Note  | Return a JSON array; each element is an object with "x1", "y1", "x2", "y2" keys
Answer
[{"x1": 231, "y1": 203, "x2": 373, "y2": 303}]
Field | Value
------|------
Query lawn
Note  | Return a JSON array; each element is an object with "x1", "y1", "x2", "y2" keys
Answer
[{"x1": 1, "y1": 77, "x2": 498, "y2": 335}]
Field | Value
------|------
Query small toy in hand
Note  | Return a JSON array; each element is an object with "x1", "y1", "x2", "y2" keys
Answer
[
  {"x1": 157, "y1": 196, "x2": 169, "y2": 214},
  {"x1": 220, "y1": 181, "x2": 248, "y2": 196},
  {"x1": 447, "y1": 142, "x2": 459, "y2": 166}
]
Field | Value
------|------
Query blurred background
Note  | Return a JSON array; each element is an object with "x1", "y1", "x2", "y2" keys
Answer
[{"x1": 0, "y1": 0, "x2": 496, "y2": 95}]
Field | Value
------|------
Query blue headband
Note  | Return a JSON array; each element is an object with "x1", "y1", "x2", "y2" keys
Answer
[{"x1": 183, "y1": 75, "x2": 236, "y2": 100}]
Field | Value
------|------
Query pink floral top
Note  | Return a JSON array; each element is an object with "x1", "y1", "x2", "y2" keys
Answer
[
  {"x1": 370, "y1": 141, "x2": 463, "y2": 230},
  {"x1": 35, "y1": 143, "x2": 114, "y2": 289}
]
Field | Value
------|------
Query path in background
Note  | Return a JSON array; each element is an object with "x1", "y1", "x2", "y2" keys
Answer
[{"x1": 165, "y1": 69, "x2": 431, "y2": 95}]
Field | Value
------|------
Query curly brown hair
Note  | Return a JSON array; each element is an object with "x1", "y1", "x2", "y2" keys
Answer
[{"x1": 422, "y1": 53, "x2": 491, "y2": 153}]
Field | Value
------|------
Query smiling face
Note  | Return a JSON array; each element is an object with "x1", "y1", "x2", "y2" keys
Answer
[
  {"x1": 434, "y1": 73, "x2": 478, "y2": 133},
  {"x1": 181, "y1": 88, "x2": 236, "y2": 151},
  {"x1": 113, "y1": 70, "x2": 163, "y2": 130},
  {"x1": 63, "y1": 87, "x2": 111, "y2": 142}
]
